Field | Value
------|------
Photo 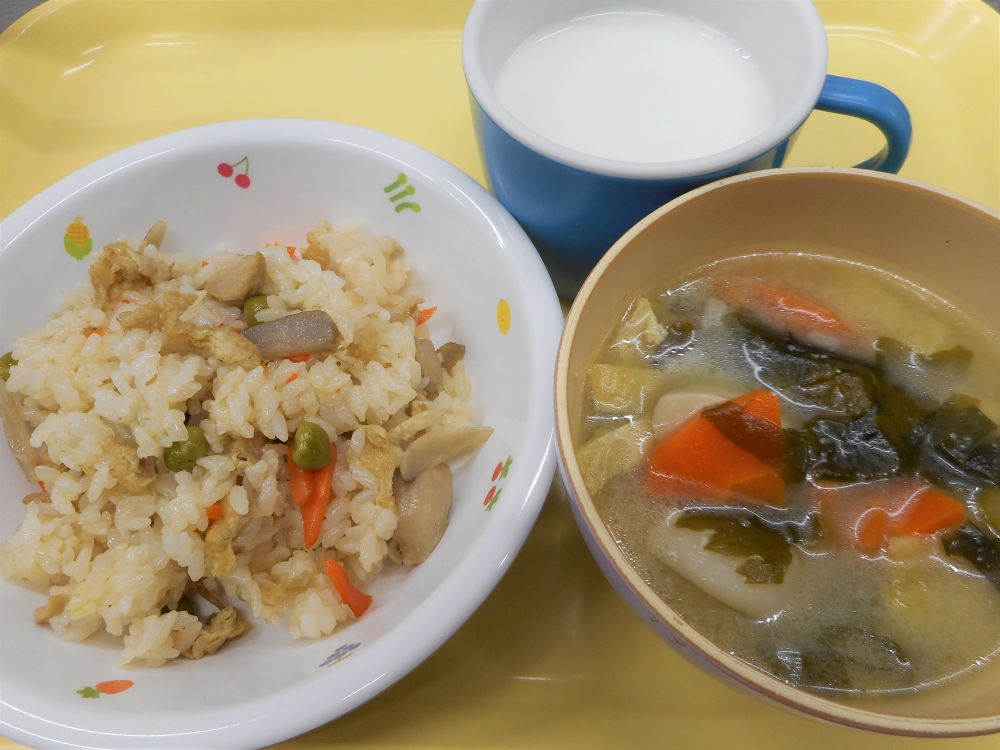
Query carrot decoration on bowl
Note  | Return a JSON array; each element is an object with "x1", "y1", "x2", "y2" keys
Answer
[{"x1": 76, "y1": 680, "x2": 134, "y2": 698}]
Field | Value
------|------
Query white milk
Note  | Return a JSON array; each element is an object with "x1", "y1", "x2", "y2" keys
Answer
[{"x1": 494, "y1": 9, "x2": 777, "y2": 163}]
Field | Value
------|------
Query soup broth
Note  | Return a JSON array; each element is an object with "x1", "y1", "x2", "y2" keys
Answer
[{"x1": 577, "y1": 253, "x2": 1000, "y2": 698}]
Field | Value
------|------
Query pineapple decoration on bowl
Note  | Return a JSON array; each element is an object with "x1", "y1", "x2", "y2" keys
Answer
[{"x1": 64, "y1": 216, "x2": 93, "y2": 260}]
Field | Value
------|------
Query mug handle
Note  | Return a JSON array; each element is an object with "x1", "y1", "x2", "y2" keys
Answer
[{"x1": 814, "y1": 74, "x2": 912, "y2": 174}]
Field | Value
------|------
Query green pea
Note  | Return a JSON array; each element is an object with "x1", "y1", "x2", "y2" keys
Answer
[
  {"x1": 243, "y1": 295, "x2": 268, "y2": 327},
  {"x1": 0, "y1": 351, "x2": 16, "y2": 381},
  {"x1": 164, "y1": 425, "x2": 210, "y2": 472},
  {"x1": 293, "y1": 421, "x2": 331, "y2": 470},
  {"x1": 981, "y1": 487, "x2": 1000, "y2": 532}
]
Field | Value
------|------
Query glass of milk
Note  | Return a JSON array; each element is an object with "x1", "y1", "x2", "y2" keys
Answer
[{"x1": 463, "y1": 0, "x2": 911, "y2": 298}]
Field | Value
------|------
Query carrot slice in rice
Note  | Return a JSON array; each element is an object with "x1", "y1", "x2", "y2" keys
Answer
[
  {"x1": 301, "y1": 445, "x2": 336, "y2": 548},
  {"x1": 416, "y1": 306, "x2": 437, "y2": 326},
  {"x1": 324, "y1": 558, "x2": 372, "y2": 617},
  {"x1": 287, "y1": 451, "x2": 314, "y2": 508}
]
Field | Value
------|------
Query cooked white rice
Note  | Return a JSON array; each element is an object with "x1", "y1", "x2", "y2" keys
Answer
[{"x1": 1, "y1": 222, "x2": 476, "y2": 666}]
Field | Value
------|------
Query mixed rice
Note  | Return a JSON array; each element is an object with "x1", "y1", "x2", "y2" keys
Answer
[{"x1": 0, "y1": 221, "x2": 488, "y2": 665}]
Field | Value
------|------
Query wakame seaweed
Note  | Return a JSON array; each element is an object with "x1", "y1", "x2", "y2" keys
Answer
[
  {"x1": 943, "y1": 525, "x2": 1000, "y2": 592},
  {"x1": 786, "y1": 411, "x2": 901, "y2": 483},
  {"x1": 774, "y1": 627, "x2": 914, "y2": 695},
  {"x1": 675, "y1": 506, "x2": 821, "y2": 584},
  {"x1": 730, "y1": 316, "x2": 1000, "y2": 498},
  {"x1": 728, "y1": 313, "x2": 876, "y2": 418},
  {"x1": 904, "y1": 397, "x2": 1000, "y2": 500}
]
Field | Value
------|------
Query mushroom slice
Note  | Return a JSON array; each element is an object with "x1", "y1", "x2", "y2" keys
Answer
[
  {"x1": 142, "y1": 219, "x2": 167, "y2": 251},
  {"x1": 204, "y1": 252, "x2": 264, "y2": 305},
  {"x1": 414, "y1": 338, "x2": 444, "y2": 386},
  {"x1": 240, "y1": 310, "x2": 338, "y2": 360},
  {"x1": 436, "y1": 342, "x2": 465, "y2": 372},
  {"x1": 390, "y1": 464, "x2": 453, "y2": 565},
  {"x1": 0, "y1": 380, "x2": 35, "y2": 482},
  {"x1": 399, "y1": 426, "x2": 493, "y2": 481}
]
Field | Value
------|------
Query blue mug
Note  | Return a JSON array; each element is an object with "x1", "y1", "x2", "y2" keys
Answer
[{"x1": 463, "y1": 0, "x2": 912, "y2": 299}]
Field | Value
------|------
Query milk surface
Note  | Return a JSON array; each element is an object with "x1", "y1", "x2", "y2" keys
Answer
[{"x1": 494, "y1": 9, "x2": 777, "y2": 163}]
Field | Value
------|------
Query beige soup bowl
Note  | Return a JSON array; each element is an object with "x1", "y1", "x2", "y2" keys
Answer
[{"x1": 555, "y1": 168, "x2": 1000, "y2": 736}]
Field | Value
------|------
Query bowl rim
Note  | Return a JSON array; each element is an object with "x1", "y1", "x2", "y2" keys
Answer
[
  {"x1": 0, "y1": 118, "x2": 564, "y2": 749},
  {"x1": 555, "y1": 166, "x2": 1000, "y2": 737}
]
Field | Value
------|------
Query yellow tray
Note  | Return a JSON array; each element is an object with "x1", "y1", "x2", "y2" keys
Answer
[{"x1": 1, "y1": 1, "x2": 998, "y2": 748}]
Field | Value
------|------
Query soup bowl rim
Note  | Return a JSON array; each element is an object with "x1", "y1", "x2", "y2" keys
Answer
[{"x1": 554, "y1": 166, "x2": 1000, "y2": 737}]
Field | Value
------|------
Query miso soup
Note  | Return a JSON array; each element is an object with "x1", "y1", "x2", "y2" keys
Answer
[{"x1": 576, "y1": 253, "x2": 1000, "y2": 698}]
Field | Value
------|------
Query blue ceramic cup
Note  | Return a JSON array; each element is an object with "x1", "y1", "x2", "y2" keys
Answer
[{"x1": 462, "y1": 0, "x2": 912, "y2": 298}]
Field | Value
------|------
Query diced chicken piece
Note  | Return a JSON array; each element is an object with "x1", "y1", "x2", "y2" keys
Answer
[
  {"x1": 89, "y1": 243, "x2": 158, "y2": 309},
  {"x1": 204, "y1": 253, "x2": 264, "y2": 305},
  {"x1": 181, "y1": 606, "x2": 250, "y2": 659},
  {"x1": 399, "y1": 426, "x2": 493, "y2": 481},
  {"x1": 389, "y1": 464, "x2": 452, "y2": 565},
  {"x1": 436, "y1": 342, "x2": 465, "y2": 372}
]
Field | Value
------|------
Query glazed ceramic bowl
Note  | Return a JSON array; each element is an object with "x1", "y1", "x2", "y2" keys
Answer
[
  {"x1": 555, "y1": 168, "x2": 1000, "y2": 736},
  {"x1": 0, "y1": 119, "x2": 562, "y2": 748}
]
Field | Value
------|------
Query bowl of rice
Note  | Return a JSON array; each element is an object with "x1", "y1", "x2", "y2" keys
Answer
[{"x1": 0, "y1": 119, "x2": 562, "y2": 748}]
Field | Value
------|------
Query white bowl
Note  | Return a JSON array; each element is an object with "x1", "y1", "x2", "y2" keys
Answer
[{"x1": 0, "y1": 119, "x2": 562, "y2": 748}]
